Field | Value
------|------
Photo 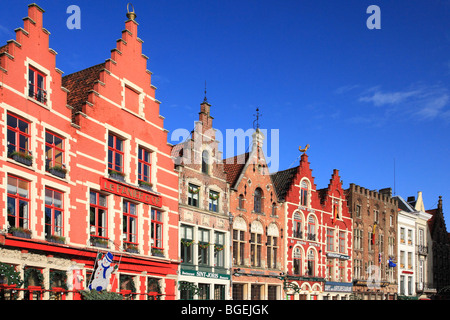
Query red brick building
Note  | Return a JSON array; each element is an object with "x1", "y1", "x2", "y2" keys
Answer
[
  {"x1": 0, "y1": 4, "x2": 179, "y2": 300},
  {"x1": 224, "y1": 128, "x2": 284, "y2": 300},
  {"x1": 272, "y1": 152, "x2": 353, "y2": 300},
  {"x1": 174, "y1": 98, "x2": 232, "y2": 300}
]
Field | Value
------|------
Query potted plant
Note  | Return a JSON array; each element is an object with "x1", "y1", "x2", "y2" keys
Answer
[
  {"x1": 9, "y1": 150, "x2": 33, "y2": 166},
  {"x1": 9, "y1": 226, "x2": 32, "y2": 239},
  {"x1": 138, "y1": 180, "x2": 152, "y2": 191},
  {"x1": 90, "y1": 236, "x2": 109, "y2": 248},
  {"x1": 109, "y1": 170, "x2": 125, "y2": 182},
  {"x1": 125, "y1": 243, "x2": 139, "y2": 254},
  {"x1": 151, "y1": 248, "x2": 164, "y2": 257},
  {"x1": 47, "y1": 234, "x2": 66, "y2": 244},
  {"x1": 48, "y1": 165, "x2": 67, "y2": 179}
]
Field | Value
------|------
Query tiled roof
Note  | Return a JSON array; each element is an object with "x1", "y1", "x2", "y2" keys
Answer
[
  {"x1": 223, "y1": 152, "x2": 250, "y2": 187},
  {"x1": 271, "y1": 166, "x2": 298, "y2": 201},
  {"x1": 62, "y1": 62, "x2": 106, "y2": 115}
]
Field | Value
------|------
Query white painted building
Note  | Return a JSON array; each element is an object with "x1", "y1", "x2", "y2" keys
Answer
[{"x1": 395, "y1": 192, "x2": 433, "y2": 298}]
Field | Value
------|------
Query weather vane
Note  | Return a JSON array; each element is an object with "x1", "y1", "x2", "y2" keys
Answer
[
  {"x1": 253, "y1": 108, "x2": 261, "y2": 130},
  {"x1": 126, "y1": 3, "x2": 136, "y2": 20},
  {"x1": 299, "y1": 144, "x2": 310, "y2": 154},
  {"x1": 203, "y1": 80, "x2": 208, "y2": 103}
]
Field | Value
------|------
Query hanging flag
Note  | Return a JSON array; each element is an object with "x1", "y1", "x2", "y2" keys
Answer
[{"x1": 388, "y1": 258, "x2": 397, "y2": 268}]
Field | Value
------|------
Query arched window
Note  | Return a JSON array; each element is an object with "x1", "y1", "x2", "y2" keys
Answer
[
  {"x1": 293, "y1": 247, "x2": 302, "y2": 275},
  {"x1": 300, "y1": 180, "x2": 309, "y2": 206},
  {"x1": 201, "y1": 150, "x2": 209, "y2": 174},
  {"x1": 238, "y1": 194, "x2": 244, "y2": 209},
  {"x1": 271, "y1": 202, "x2": 276, "y2": 216},
  {"x1": 307, "y1": 216, "x2": 316, "y2": 241},
  {"x1": 254, "y1": 188, "x2": 263, "y2": 213},
  {"x1": 307, "y1": 249, "x2": 315, "y2": 276}
]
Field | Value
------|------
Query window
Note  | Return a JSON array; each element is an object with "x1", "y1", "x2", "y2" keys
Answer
[
  {"x1": 400, "y1": 227, "x2": 405, "y2": 243},
  {"x1": 28, "y1": 66, "x2": 46, "y2": 104},
  {"x1": 45, "y1": 131, "x2": 64, "y2": 171},
  {"x1": 300, "y1": 180, "x2": 308, "y2": 206},
  {"x1": 307, "y1": 216, "x2": 316, "y2": 241},
  {"x1": 233, "y1": 229, "x2": 245, "y2": 266},
  {"x1": 198, "y1": 283, "x2": 210, "y2": 300},
  {"x1": 209, "y1": 190, "x2": 219, "y2": 212},
  {"x1": 355, "y1": 204, "x2": 361, "y2": 218},
  {"x1": 354, "y1": 228, "x2": 363, "y2": 250},
  {"x1": 407, "y1": 229, "x2": 413, "y2": 245},
  {"x1": 271, "y1": 203, "x2": 277, "y2": 216},
  {"x1": 108, "y1": 134, "x2": 124, "y2": 174},
  {"x1": 201, "y1": 150, "x2": 209, "y2": 174},
  {"x1": 214, "y1": 285, "x2": 226, "y2": 300},
  {"x1": 267, "y1": 235, "x2": 278, "y2": 269},
  {"x1": 89, "y1": 191, "x2": 107, "y2": 238},
  {"x1": 45, "y1": 188, "x2": 63, "y2": 238},
  {"x1": 238, "y1": 194, "x2": 244, "y2": 209},
  {"x1": 138, "y1": 147, "x2": 151, "y2": 184},
  {"x1": 254, "y1": 188, "x2": 262, "y2": 213},
  {"x1": 151, "y1": 209, "x2": 163, "y2": 250},
  {"x1": 7, "y1": 113, "x2": 30, "y2": 157},
  {"x1": 198, "y1": 228, "x2": 210, "y2": 266},
  {"x1": 123, "y1": 200, "x2": 137, "y2": 245},
  {"x1": 180, "y1": 225, "x2": 193, "y2": 264},
  {"x1": 250, "y1": 232, "x2": 262, "y2": 267},
  {"x1": 374, "y1": 209, "x2": 379, "y2": 223},
  {"x1": 293, "y1": 212, "x2": 302, "y2": 238},
  {"x1": 339, "y1": 231, "x2": 346, "y2": 253},
  {"x1": 187, "y1": 184, "x2": 199, "y2": 207},
  {"x1": 293, "y1": 247, "x2": 302, "y2": 275},
  {"x1": 7, "y1": 175, "x2": 30, "y2": 230},
  {"x1": 339, "y1": 261, "x2": 346, "y2": 281},
  {"x1": 326, "y1": 229, "x2": 334, "y2": 252},
  {"x1": 307, "y1": 249, "x2": 315, "y2": 276},
  {"x1": 214, "y1": 232, "x2": 225, "y2": 268},
  {"x1": 326, "y1": 259, "x2": 334, "y2": 281},
  {"x1": 333, "y1": 199, "x2": 340, "y2": 220}
]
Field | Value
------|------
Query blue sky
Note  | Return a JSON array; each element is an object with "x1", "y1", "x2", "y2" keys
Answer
[{"x1": 2, "y1": 1, "x2": 450, "y2": 227}]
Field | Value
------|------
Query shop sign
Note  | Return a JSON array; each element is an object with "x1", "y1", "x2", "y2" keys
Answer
[
  {"x1": 325, "y1": 281, "x2": 353, "y2": 293},
  {"x1": 326, "y1": 253, "x2": 350, "y2": 260},
  {"x1": 180, "y1": 269, "x2": 230, "y2": 280},
  {"x1": 100, "y1": 177, "x2": 162, "y2": 207}
]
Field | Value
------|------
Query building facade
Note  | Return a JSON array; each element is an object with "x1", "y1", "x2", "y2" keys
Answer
[
  {"x1": 426, "y1": 196, "x2": 450, "y2": 296},
  {"x1": 272, "y1": 152, "x2": 353, "y2": 300},
  {"x1": 345, "y1": 184, "x2": 398, "y2": 300},
  {"x1": 0, "y1": 4, "x2": 179, "y2": 300},
  {"x1": 224, "y1": 129, "x2": 284, "y2": 300},
  {"x1": 174, "y1": 99, "x2": 232, "y2": 300},
  {"x1": 395, "y1": 192, "x2": 434, "y2": 298}
]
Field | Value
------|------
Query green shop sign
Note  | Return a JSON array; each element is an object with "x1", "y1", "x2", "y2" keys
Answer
[{"x1": 180, "y1": 269, "x2": 230, "y2": 280}]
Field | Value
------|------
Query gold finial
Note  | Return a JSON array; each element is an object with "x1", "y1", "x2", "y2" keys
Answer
[
  {"x1": 299, "y1": 144, "x2": 310, "y2": 154},
  {"x1": 126, "y1": 3, "x2": 137, "y2": 20}
]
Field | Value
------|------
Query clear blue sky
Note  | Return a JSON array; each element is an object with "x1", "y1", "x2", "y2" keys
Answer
[{"x1": 2, "y1": 1, "x2": 450, "y2": 227}]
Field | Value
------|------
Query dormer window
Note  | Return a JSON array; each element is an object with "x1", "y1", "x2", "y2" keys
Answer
[{"x1": 28, "y1": 66, "x2": 46, "y2": 104}]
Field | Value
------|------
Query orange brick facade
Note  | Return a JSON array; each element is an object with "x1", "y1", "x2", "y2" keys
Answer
[{"x1": 0, "y1": 4, "x2": 178, "y2": 300}]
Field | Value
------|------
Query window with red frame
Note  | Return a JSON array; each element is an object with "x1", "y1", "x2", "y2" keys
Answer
[
  {"x1": 138, "y1": 147, "x2": 151, "y2": 183},
  {"x1": 28, "y1": 66, "x2": 46, "y2": 104},
  {"x1": 108, "y1": 133, "x2": 124, "y2": 174},
  {"x1": 90, "y1": 191, "x2": 108, "y2": 239},
  {"x1": 7, "y1": 175, "x2": 30, "y2": 230},
  {"x1": 326, "y1": 228, "x2": 334, "y2": 252},
  {"x1": 45, "y1": 131, "x2": 64, "y2": 171},
  {"x1": 293, "y1": 247, "x2": 302, "y2": 275},
  {"x1": 339, "y1": 231, "x2": 346, "y2": 253},
  {"x1": 123, "y1": 200, "x2": 137, "y2": 245},
  {"x1": 7, "y1": 113, "x2": 30, "y2": 157},
  {"x1": 151, "y1": 209, "x2": 163, "y2": 250},
  {"x1": 300, "y1": 180, "x2": 308, "y2": 206},
  {"x1": 44, "y1": 188, "x2": 63, "y2": 238}
]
